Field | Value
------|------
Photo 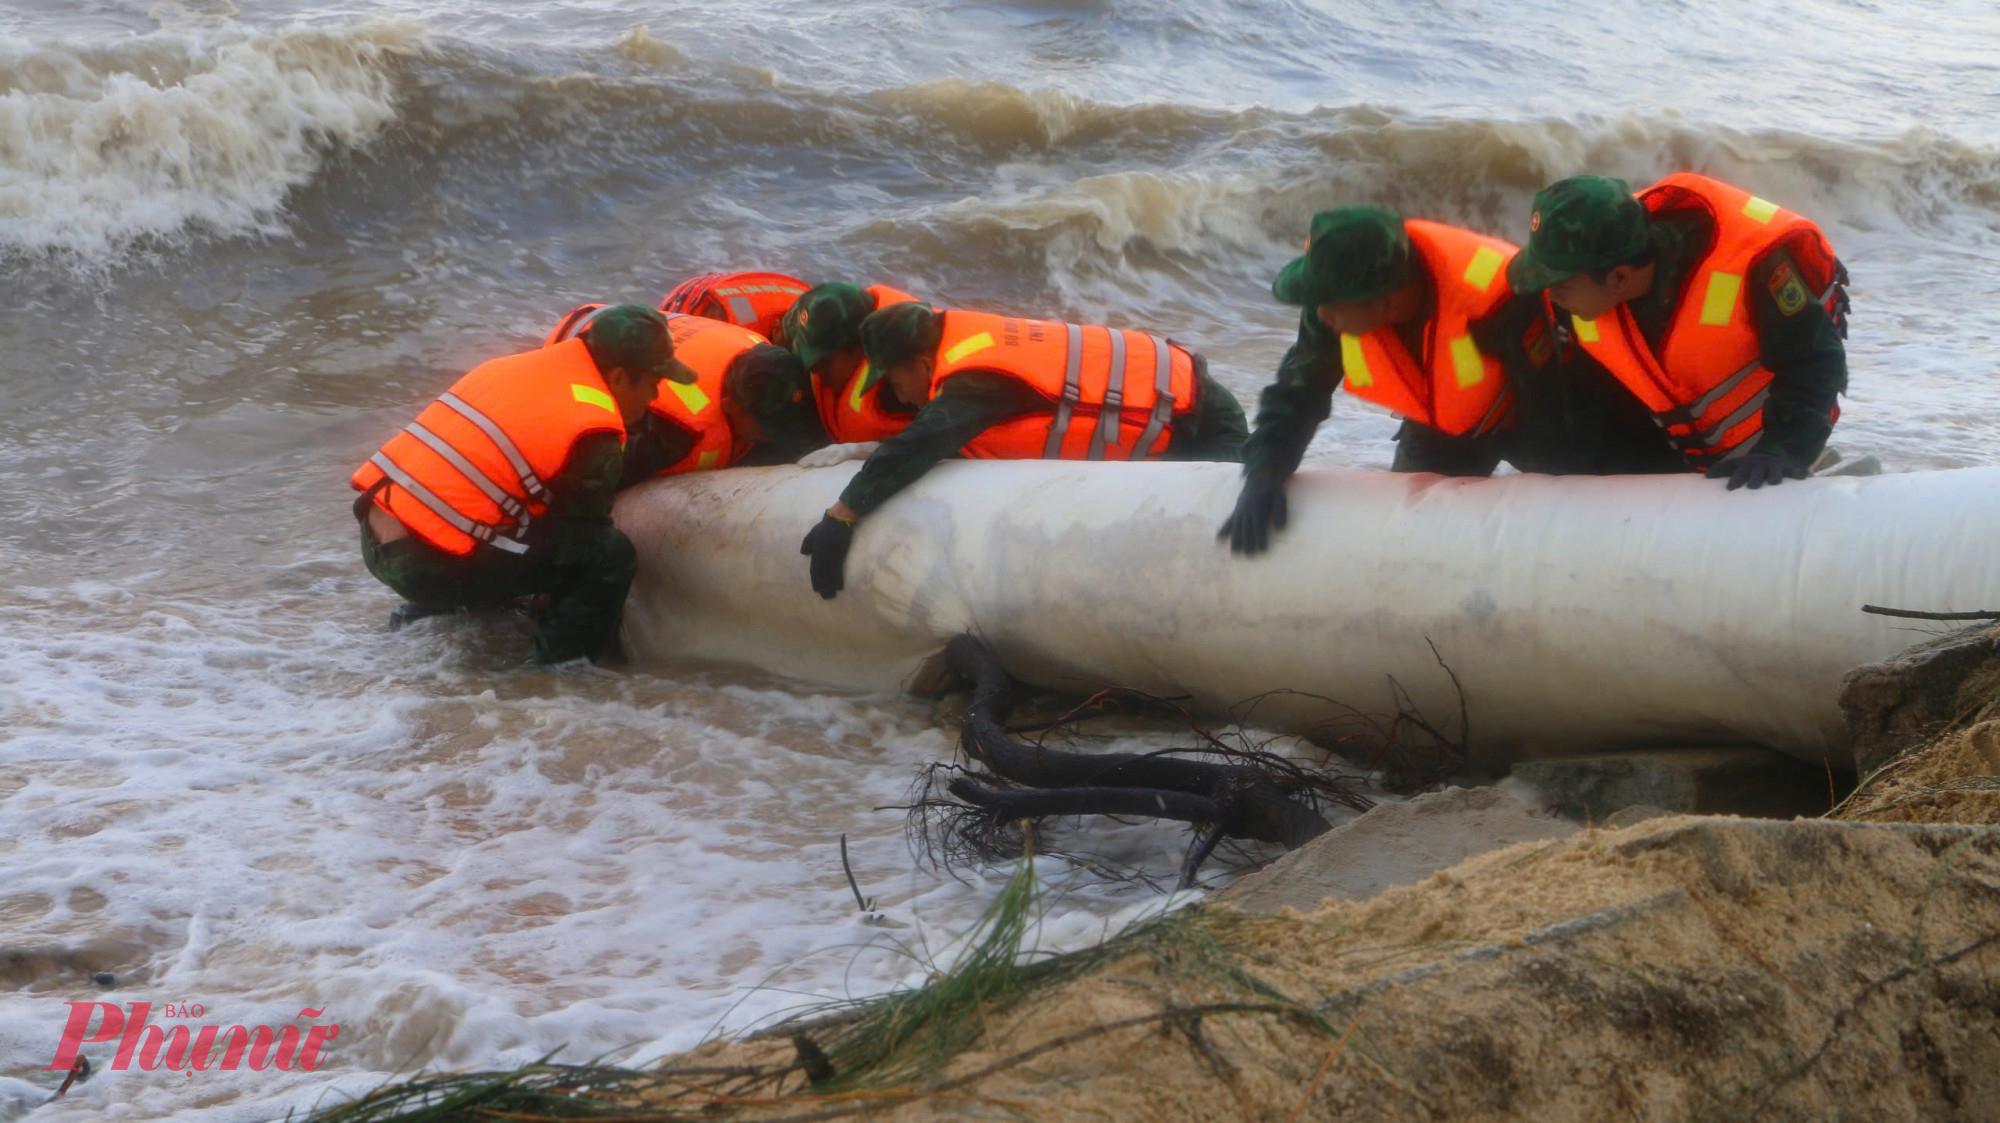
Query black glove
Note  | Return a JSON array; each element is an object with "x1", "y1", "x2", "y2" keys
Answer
[
  {"x1": 800, "y1": 513, "x2": 856, "y2": 599},
  {"x1": 1706, "y1": 452, "x2": 1809, "y2": 492},
  {"x1": 1217, "y1": 475, "x2": 1289, "y2": 556}
]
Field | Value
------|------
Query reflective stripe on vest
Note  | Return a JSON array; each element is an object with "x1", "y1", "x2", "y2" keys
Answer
[
  {"x1": 353, "y1": 338, "x2": 623, "y2": 556},
  {"x1": 401, "y1": 419, "x2": 528, "y2": 527},
  {"x1": 1340, "y1": 334, "x2": 1372, "y2": 387},
  {"x1": 366, "y1": 452, "x2": 531, "y2": 555},
  {"x1": 1448, "y1": 334, "x2": 1484, "y2": 388},
  {"x1": 1085, "y1": 329, "x2": 1129, "y2": 460},
  {"x1": 368, "y1": 381, "x2": 602, "y2": 554},
  {"x1": 438, "y1": 392, "x2": 551, "y2": 503},
  {"x1": 1698, "y1": 272, "x2": 1742, "y2": 327},
  {"x1": 1127, "y1": 335, "x2": 1177, "y2": 461},
  {"x1": 1041, "y1": 323, "x2": 1087, "y2": 458},
  {"x1": 1462, "y1": 245, "x2": 1505, "y2": 290},
  {"x1": 848, "y1": 365, "x2": 871, "y2": 414},
  {"x1": 933, "y1": 311, "x2": 1194, "y2": 461},
  {"x1": 665, "y1": 379, "x2": 710, "y2": 415}
]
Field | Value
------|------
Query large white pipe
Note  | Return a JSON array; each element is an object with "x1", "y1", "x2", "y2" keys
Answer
[{"x1": 615, "y1": 463, "x2": 2000, "y2": 766}]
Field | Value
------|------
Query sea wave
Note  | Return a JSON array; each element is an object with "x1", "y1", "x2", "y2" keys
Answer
[
  {"x1": 0, "y1": 19, "x2": 425, "y2": 260},
  {"x1": 884, "y1": 109, "x2": 2000, "y2": 284},
  {"x1": 8, "y1": 23, "x2": 1998, "y2": 275}
]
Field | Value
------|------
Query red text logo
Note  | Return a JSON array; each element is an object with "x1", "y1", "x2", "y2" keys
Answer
[{"x1": 46, "y1": 1003, "x2": 339, "y2": 1073}]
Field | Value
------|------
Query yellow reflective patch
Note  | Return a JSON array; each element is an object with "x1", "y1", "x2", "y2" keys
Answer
[
  {"x1": 571, "y1": 383, "x2": 617, "y2": 413},
  {"x1": 668, "y1": 380, "x2": 711, "y2": 414},
  {"x1": 849, "y1": 363, "x2": 871, "y2": 412},
  {"x1": 1699, "y1": 271, "x2": 1743, "y2": 327},
  {"x1": 1571, "y1": 315, "x2": 1600, "y2": 343},
  {"x1": 696, "y1": 450, "x2": 719, "y2": 469},
  {"x1": 1449, "y1": 335, "x2": 1485, "y2": 388},
  {"x1": 1461, "y1": 245, "x2": 1505, "y2": 291},
  {"x1": 1741, "y1": 196, "x2": 1779, "y2": 224},
  {"x1": 1339, "y1": 333, "x2": 1371, "y2": 388},
  {"x1": 943, "y1": 332, "x2": 996, "y2": 366}
]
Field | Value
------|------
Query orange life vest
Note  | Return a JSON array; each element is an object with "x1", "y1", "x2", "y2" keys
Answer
[
  {"x1": 811, "y1": 283, "x2": 922, "y2": 443},
  {"x1": 1338, "y1": 221, "x2": 1519, "y2": 437},
  {"x1": 926, "y1": 310, "x2": 1198, "y2": 460},
  {"x1": 544, "y1": 304, "x2": 759, "y2": 474},
  {"x1": 1567, "y1": 173, "x2": 1847, "y2": 468},
  {"x1": 652, "y1": 313, "x2": 763, "y2": 473},
  {"x1": 659, "y1": 271, "x2": 808, "y2": 339},
  {"x1": 350, "y1": 337, "x2": 626, "y2": 556}
]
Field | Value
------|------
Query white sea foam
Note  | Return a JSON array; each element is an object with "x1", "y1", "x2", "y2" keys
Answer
[
  {"x1": 0, "y1": 20, "x2": 423, "y2": 261},
  {"x1": 0, "y1": 569, "x2": 1283, "y2": 1120}
]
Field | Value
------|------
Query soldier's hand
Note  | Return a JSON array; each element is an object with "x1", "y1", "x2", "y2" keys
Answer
[
  {"x1": 800, "y1": 512, "x2": 856, "y2": 599},
  {"x1": 1217, "y1": 474, "x2": 1289, "y2": 556},
  {"x1": 1706, "y1": 452, "x2": 1809, "y2": 492},
  {"x1": 797, "y1": 441, "x2": 880, "y2": 468}
]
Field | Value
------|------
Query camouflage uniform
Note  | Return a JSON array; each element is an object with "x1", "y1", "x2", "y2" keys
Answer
[{"x1": 358, "y1": 434, "x2": 634, "y2": 663}]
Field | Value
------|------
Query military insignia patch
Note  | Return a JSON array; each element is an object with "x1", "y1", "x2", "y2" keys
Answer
[{"x1": 1768, "y1": 259, "x2": 1810, "y2": 316}]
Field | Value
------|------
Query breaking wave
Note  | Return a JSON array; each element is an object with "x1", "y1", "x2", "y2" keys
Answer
[
  {"x1": 0, "y1": 19, "x2": 424, "y2": 260},
  {"x1": 6, "y1": 21, "x2": 1997, "y2": 278}
]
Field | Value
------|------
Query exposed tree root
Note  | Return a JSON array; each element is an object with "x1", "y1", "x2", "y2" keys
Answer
[{"x1": 911, "y1": 635, "x2": 1374, "y2": 887}]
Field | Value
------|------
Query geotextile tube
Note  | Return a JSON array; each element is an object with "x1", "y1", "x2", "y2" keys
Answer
[{"x1": 615, "y1": 462, "x2": 2000, "y2": 766}]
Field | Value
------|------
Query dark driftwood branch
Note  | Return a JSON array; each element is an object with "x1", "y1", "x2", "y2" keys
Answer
[
  {"x1": 1861, "y1": 604, "x2": 2000, "y2": 621},
  {"x1": 947, "y1": 778, "x2": 1223, "y2": 824},
  {"x1": 1177, "y1": 822, "x2": 1227, "y2": 892},
  {"x1": 941, "y1": 635, "x2": 1332, "y2": 852}
]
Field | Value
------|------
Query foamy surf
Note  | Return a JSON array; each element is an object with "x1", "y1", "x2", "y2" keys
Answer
[
  {"x1": 0, "y1": 567, "x2": 1271, "y2": 1121},
  {"x1": 0, "y1": 20, "x2": 423, "y2": 261}
]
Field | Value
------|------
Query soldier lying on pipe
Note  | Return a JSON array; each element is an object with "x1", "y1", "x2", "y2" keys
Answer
[{"x1": 800, "y1": 302, "x2": 1248, "y2": 599}]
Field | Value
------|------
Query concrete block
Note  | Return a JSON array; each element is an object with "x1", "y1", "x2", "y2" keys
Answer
[{"x1": 1219, "y1": 785, "x2": 1576, "y2": 914}]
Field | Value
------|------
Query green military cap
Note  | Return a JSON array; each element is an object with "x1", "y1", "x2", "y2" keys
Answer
[
  {"x1": 1272, "y1": 206, "x2": 1413, "y2": 306},
  {"x1": 779, "y1": 283, "x2": 879, "y2": 375},
  {"x1": 1505, "y1": 175, "x2": 1652, "y2": 293},
  {"x1": 857, "y1": 303, "x2": 944, "y2": 393},
  {"x1": 581, "y1": 303, "x2": 698, "y2": 384}
]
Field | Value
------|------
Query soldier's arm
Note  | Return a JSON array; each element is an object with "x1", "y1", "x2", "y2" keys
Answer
[
  {"x1": 614, "y1": 412, "x2": 698, "y2": 490},
  {"x1": 1388, "y1": 421, "x2": 1503, "y2": 476},
  {"x1": 1163, "y1": 357, "x2": 1248, "y2": 462},
  {"x1": 1238, "y1": 310, "x2": 1342, "y2": 480},
  {"x1": 834, "y1": 375, "x2": 1046, "y2": 518},
  {"x1": 545, "y1": 432, "x2": 629, "y2": 527},
  {"x1": 1749, "y1": 248, "x2": 1847, "y2": 467}
]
